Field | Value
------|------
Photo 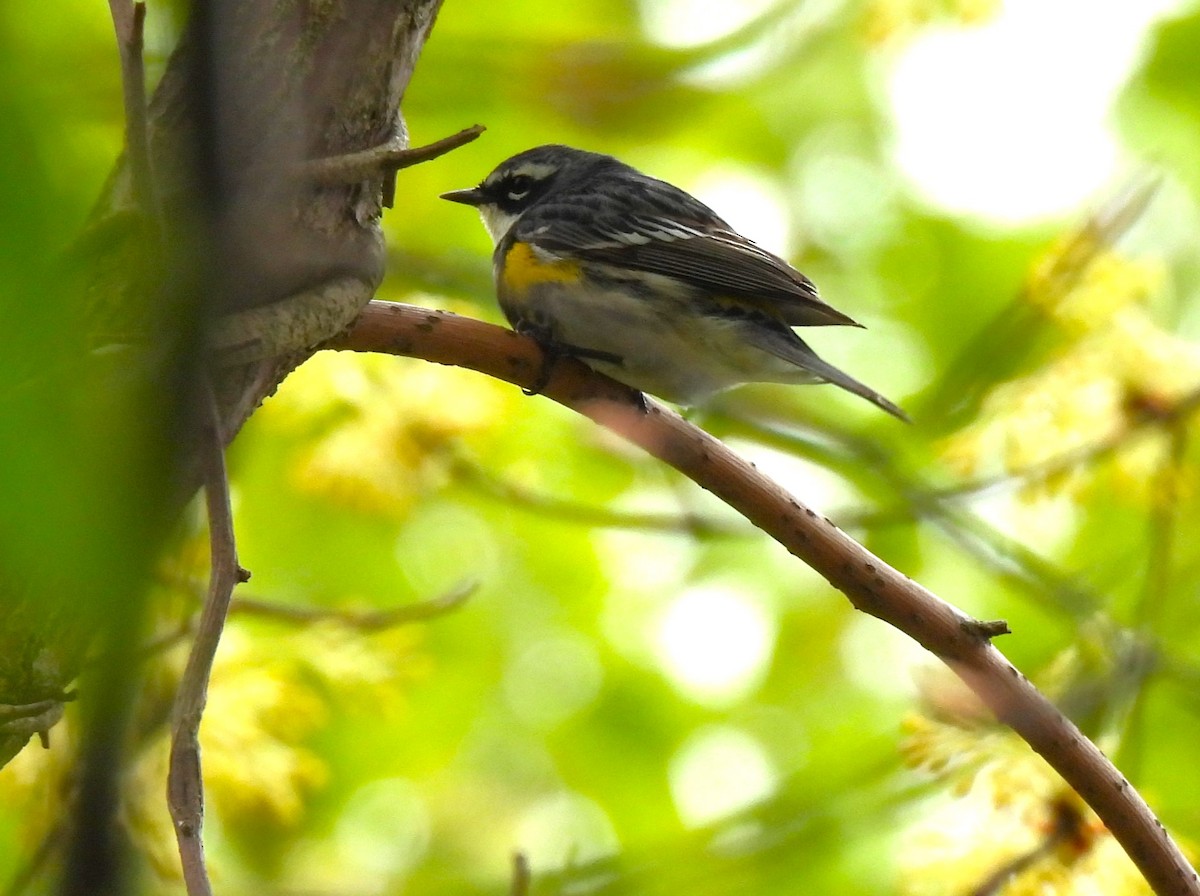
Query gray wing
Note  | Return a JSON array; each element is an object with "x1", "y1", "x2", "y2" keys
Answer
[{"x1": 518, "y1": 180, "x2": 861, "y2": 328}]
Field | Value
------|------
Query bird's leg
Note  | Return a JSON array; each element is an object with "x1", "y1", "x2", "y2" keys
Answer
[
  {"x1": 522, "y1": 338, "x2": 565, "y2": 396},
  {"x1": 514, "y1": 320, "x2": 624, "y2": 396}
]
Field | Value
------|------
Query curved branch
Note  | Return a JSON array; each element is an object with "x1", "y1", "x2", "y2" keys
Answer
[{"x1": 329, "y1": 300, "x2": 1199, "y2": 896}]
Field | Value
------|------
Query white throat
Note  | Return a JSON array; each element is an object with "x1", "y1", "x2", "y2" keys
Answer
[{"x1": 478, "y1": 205, "x2": 520, "y2": 245}]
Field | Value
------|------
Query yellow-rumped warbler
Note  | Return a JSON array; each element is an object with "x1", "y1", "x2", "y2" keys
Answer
[{"x1": 442, "y1": 145, "x2": 906, "y2": 420}]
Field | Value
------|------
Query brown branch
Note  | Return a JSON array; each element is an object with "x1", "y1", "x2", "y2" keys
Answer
[
  {"x1": 730, "y1": 417, "x2": 1108, "y2": 619},
  {"x1": 167, "y1": 383, "x2": 249, "y2": 896},
  {"x1": 330, "y1": 301, "x2": 1200, "y2": 896},
  {"x1": 299, "y1": 124, "x2": 486, "y2": 188}
]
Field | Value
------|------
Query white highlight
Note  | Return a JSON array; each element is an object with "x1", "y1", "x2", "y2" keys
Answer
[
  {"x1": 514, "y1": 791, "x2": 620, "y2": 866},
  {"x1": 839, "y1": 614, "x2": 926, "y2": 699},
  {"x1": 334, "y1": 778, "x2": 431, "y2": 875},
  {"x1": 886, "y1": 0, "x2": 1184, "y2": 223},
  {"x1": 655, "y1": 584, "x2": 775, "y2": 705},
  {"x1": 690, "y1": 167, "x2": 792, "y2": 255},
  {"x1": 502, "y1": 632, "x2": 604, "y2": 729},
  {"x1": 638, "y1": 0, "x2": 779, "y2": 48},
  {"x1": 669, "y1": 725, "x2": 778, "y2": 827},
  {"x1": 486, "y1": 161, "x2": 559, "y2": 185}
]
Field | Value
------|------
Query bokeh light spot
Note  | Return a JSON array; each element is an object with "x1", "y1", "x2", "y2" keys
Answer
[
  {"x1": 394, "y1": 503, "x2": 499, "y2": 595},
  {"x1": 334, "y1": 778, "x2": 431, "y2": 876},
  {"x1": 689, "y1": 167, "x2": 792, "y2": 256},
  {"x1": 503, "y1": 631, "x2": 604, "y2": 729},
  {"x1": 655, "y1": 584, "x2": 775, "y2": 705},
  {"x1": 669, "y1": 725, "x2": 778, "y2": 827},
  {"x1": 637, "y1": 0, "x2": 778, "y2": 48},
  {"x1": 513, "y1": 791, "x2": 620, "y2": 867},
  {"x1": 885, "y1": 0, "x2": 1185, "y2": 223},
  {"x1": 839, "y1": 614, "x2": 928, "y2": 700}
]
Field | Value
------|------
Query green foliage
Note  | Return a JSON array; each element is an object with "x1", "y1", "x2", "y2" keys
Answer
[{"x1": 5, "y1": 1, "x2": 1200, "y2": 895}]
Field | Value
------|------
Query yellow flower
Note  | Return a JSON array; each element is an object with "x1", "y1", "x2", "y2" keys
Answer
[
  {"x1": 941, "y1": 243, "x2": 1200, "y2": 503},
  {"x1": 0, "y1": 612, "x2": 430, "y2": 882},
  {"x1": 862, "y1": 0, "x2": 999, "y2": 45},
  {"x1": 262, "y1": 346, "x2": 516, "y2": 515},
  {"x1": 899, "y1": 675, "x2": 1153, "y2": 896}
]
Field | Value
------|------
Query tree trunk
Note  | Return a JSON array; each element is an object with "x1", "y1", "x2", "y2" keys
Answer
[{"x1": 0, "y1": 0, "x2": 445, "y2": 768}]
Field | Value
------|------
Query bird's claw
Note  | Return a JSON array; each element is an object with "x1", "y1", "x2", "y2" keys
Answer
[{"x1": 515, "y1": 322, "x2": 625, "y2": 397}]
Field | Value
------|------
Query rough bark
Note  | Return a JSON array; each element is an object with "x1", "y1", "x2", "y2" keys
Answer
[{"x1": 0, "y1": 0, "x2": 445, "y2": 767}]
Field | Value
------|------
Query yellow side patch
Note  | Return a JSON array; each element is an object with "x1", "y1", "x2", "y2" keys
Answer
[{"x1": 502, "y1": 241, "x2": 582, "y2": 292}]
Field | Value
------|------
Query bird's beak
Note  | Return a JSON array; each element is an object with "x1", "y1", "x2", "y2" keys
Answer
[{"x1": 440, "y1": 187, "x2": 485, "y2": 206}]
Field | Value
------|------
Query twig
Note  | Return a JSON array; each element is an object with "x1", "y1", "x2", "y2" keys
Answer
[
  {"x1": 133, "y1": 581, "x2": 473, "y2": 668},
  {"x1": 718, "y1": 413, "x2": 1109, "y2": 619},
  {"x1": 451, "y1": 455, "x2": 748, "y2": 537},
  {"x1": 509, "y1": 853, "x2": 532, "y2": 896},
  {"x1": 734, "y1": 384, "x2": 1200, "y2": 533},
  {"x1": 130, "y1": 617, "x2": 196, "y2": 665},
  {"x1": 922, "y1": 174, "x2": 1160, "y2": 420},
  {"x1": 167, "y1": 382, "x2": 249, "y2": 896},
  {"x1": 902, "y1": 389, "x2": 1200, "y2": 508},
  {"x1": 969, "y1": 799, "x2": 1086, "y2": 896},
  {"x1": 107, "y1": 0, "x2": 159, "y2": 222},
  {"x1": 299, "y1": 124, "x2": 486, "y2": 188},
  {"x1": 330, "y1": 301, "x2": 1200, "y2": 896},
  {"x1": 0, "y1": 695, "x2": 74, "y2": 724},
  {"x1": 230, "y1": 580, "x2": 476, "y2": 630}
]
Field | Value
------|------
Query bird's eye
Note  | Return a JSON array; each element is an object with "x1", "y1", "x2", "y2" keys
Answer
[{"x1": 505, "y1": 174, "x2": 536, "y2": 201}]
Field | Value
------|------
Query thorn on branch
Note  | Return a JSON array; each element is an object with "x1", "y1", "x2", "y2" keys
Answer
[{"x1": 962, "y1": 618, "x2": 1012, "y2": 641}]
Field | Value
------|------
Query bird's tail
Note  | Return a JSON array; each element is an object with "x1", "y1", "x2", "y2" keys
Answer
[{"x1": 748, "y1": 329, "x2": 909, "y2": 421}]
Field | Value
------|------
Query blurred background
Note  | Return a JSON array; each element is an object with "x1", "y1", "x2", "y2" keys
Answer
[{"x1": 3, "y1": 0, "x2": 1200, "y2": 893}]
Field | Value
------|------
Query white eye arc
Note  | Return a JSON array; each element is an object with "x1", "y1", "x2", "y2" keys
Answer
[{"x1": 507, "y1": 189, "x2": 530, "y2": 201}]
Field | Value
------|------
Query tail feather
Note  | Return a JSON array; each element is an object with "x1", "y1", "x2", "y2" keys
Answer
[{"x1": 748, "y1": 328, "x2": 909, "y2": 422}]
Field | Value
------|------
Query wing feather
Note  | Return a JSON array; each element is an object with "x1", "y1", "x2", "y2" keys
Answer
[{"x1": 518, "y1": 188, "x2": 859, "y2": 328}]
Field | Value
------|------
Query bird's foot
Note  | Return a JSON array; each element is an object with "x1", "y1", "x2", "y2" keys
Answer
[{"x1": 515, "y1": 322, "x2": 624, "y2": 396}]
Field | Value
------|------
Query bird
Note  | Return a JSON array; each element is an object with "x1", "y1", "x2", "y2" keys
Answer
[{"x1": 441, "y1": 144, "x2": 906, "y2": 420}]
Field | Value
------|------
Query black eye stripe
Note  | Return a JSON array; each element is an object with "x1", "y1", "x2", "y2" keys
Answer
[{"x1": 481, "y1": 169, "x2": 556, "y2": 208}]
